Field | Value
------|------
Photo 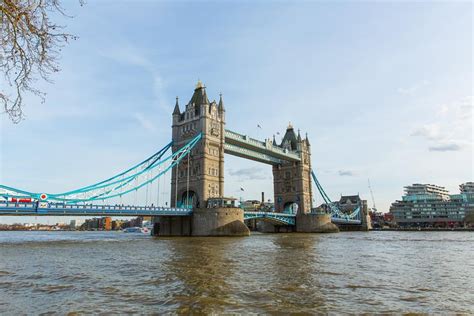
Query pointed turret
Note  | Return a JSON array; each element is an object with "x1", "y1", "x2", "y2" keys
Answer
[
  {"x1": 305, "y1": 132, "x2": 310, "y2": 146},
  {"x1": 273, "y1": 135, "x2": 277, "y2": 146},
  {"x1": 218, "y1": 93, "x2": 225, "y2": 112},
  {"x1": 281, "y1": 123, "x2": 298, "y2": 150},
  {"x1": 173, "y1": 96, "x2": 180, "y2": 115},
  {"x1": 189, "y1": 80, "x2": 210, "y2": 106},
  {"x1": 297, "y1": 129, "x2": 302, "y2": 142}
]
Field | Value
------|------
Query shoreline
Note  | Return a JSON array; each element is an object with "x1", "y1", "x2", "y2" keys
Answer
[{"x1": 372, "y1": 227, "x2": 474, "y2": 232}]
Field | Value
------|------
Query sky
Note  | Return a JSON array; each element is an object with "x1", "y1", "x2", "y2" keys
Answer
[{"x1": 0, "y1": 0, "x2": 472, "y2": 224}]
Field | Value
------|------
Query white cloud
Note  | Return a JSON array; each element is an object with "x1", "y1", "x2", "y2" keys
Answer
[
  {"x1": 152, "y1": 74, "x2": 169, "y2": 112},
  {"x1": 454, "y1": 96, "x2": 473, "y2": 121},
  {"x1": 398, "y1": 80, "x2": 430, "y2": 95},
  {"x1": 437, "y1": 95, "x2": 473, "y2": 120},
  {"x1": 99, "y1": 43, "x2": 170, "y2": 113},
  {"x1": 228, "y1": 167, "x2": 268, "y2": 180},
  {"x1": 410, "y1": 124, "x2": 441, "y2": 140},
  {"x1": 134, "y1": 112, "x2": 157, "y2": 132},
  {"x1": 410, "y1": 96, "x2": 473, "y2": 152},
  {"x1": 99, "y1": 44, "x2": 152, "y2": 69}
]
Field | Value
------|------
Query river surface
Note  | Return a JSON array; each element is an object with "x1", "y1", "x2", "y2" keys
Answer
[{"x1": 0, "y1": 231, "x2": 473, "y2": 314}]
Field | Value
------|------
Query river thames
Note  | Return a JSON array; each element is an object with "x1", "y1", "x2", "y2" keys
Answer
[{"x1": 0, "y1": 231, "x2": 472, "y2": 314}]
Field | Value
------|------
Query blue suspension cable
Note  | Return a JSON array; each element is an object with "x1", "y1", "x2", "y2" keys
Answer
[
  {"x1": 311, "y1": 169, "x2": 361, "y2": 219},
  {"x1": 62, "y1": 134, "x2": 202, "y2": 203}
]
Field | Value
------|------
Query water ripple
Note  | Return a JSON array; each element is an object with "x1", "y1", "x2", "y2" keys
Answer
[{"x1": 0, "y1": 231, "x2": 473, "y2": 314}]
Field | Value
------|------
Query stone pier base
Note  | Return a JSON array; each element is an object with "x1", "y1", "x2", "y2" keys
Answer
[
  {"x1": 152, "y1": 215, "x2": 192, "y2": 236},
  {"x1": 192, "y1": 208, "x2": 250, "y2": 236},
  {"x1": 152, "y1": 208, "x2": 250, "y2": 237},
  {"x1": 296, "y1": 213, "x2": 339, "y2": 233},
  {"x1": 257, "y1": 221, "x2": 295, "y2": 233}
]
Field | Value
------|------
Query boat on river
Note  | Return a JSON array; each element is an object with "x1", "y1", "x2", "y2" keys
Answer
[{"x1": 122, "y1": 227, "x2": 149, "y2": 234}]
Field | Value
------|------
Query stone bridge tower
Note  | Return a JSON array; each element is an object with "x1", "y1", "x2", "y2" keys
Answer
[
  {"x1": 170, "y1": 81, "x2": 225, "y2": 208},
  {"x1": 272, "y1": 124, "x2": 313, "y2": 214}
]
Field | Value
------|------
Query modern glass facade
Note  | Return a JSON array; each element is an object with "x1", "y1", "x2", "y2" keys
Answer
[{"x1": 390, "y1": 182, "x2": 474, "y2": 227}]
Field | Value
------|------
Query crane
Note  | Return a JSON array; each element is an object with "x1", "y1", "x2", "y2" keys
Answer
[{"x1": 368, "y1": 178, "x2": 377, "y2": 213}]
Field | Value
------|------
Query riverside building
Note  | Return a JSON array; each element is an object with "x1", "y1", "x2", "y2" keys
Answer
[{"x1": 389, "y1": 182, "x2": 474, "y2": 227}]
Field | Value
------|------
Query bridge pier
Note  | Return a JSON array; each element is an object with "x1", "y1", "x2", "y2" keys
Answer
[
  {"x1": 296, "y1": 213, "x2": 339, "y2": 233},
  {"x1": 192, "y1": 208, "x2": 250, "y2": 236},
  {"x1": 257, "y1": 221, "x2": 295, "y2": 233},
  {"x1": 152, "y1": 215, "x2": 192, "y2": 236},
  {"x1": 153, "y1": 208, "x2": 250, "y2": 237},
  {"x1": 336, "y1": 213, "x2": 372, "y2": 231},
  {"x1": 361, "y1": 212, "x2": 372, "y2": 231}
]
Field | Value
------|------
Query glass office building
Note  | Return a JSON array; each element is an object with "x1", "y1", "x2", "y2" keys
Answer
[{"x1": 390, "y1": 182, "x2": 474, "y2": 227}]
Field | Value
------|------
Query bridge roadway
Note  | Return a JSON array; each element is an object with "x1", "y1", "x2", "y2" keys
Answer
[
  {"x1": 0, "y1": 201, "x2": 360, "y2": 225},
  {"x1": 0, "y1": 201, "x2": 193, "y2": 217},
  {"x1": 0, "y1": 201, "x2": 298, "y2": 225}
]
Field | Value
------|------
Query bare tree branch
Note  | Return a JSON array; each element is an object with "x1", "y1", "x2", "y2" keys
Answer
[{"x1": 0, "y1": 0, "x2": 84, "y2": 123}]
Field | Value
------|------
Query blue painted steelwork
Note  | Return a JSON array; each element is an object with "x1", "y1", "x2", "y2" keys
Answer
[
  {"x1": 0, "y1": 200, "x2": 299, "y2": 227},
  {"x1": 56, "y1": 141, "x2": 173, "y2": 196},
  {"x1": 0, "y1": 201, "x2": 192, "y2": 217},
  {"x1": 331, "y1": 217, "x2": 363, "y2": 225},
  {"x1": 311, "y1": 170, "x2": 362, "y2": 225},
  {"x1": 0, "y1": 133, "x2": 202, "y2": 204},
  {"x1": 330, "y1": 206, "x2": 361, "y2": 224},
  {"x1": 244, "y1": 211, "x2": 296, "y2": 225},
  {"x1": 0, "y1": 142, "x2": 171, "y2": 201},
  {"x1": 0, "y1": 126, "x2": 364, "y2": 227}
]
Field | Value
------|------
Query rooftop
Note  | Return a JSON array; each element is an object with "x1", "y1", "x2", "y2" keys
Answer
[
  {"x1": 404, "y1": 183, "x2": 449, "y2": 195},
  {"x1": 460, "y1": 182, "x2": 474, "y2": 193}
]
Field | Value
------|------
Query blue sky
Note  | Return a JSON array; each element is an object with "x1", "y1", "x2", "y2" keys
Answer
[{"x1": 1, "y1": 0, "x2": 472, "y2": 224}]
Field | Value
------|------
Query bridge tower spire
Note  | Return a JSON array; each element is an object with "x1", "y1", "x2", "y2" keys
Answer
[
  {"x1": 218, "y1": 93, "x2": 225, "y2": 113},
  {"x1": 173, "y1": 96, "x2": 180, "y2": 115}
]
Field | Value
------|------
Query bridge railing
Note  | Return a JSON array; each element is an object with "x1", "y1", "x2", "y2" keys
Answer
[
  {"x1": 0, "y1": 201, "x2": 191, "y2": 214},
  {"x1": 244, "y1": 211, "x2": 296, "y2": 218}
]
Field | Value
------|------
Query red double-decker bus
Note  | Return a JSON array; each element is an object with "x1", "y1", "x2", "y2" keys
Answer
[{"x1": 9, "y1": 197, "x2": 32, "y2": 203}]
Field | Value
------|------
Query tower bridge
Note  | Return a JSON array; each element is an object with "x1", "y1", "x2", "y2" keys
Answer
[
  {"x1": 0, "y1": 81, "x2": 371, "y2": 235},
  {"x1": 170, "y1": 81, "x2": 313, "y2": 216}
]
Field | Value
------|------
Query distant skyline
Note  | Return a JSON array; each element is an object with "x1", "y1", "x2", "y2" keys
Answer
[{"x1": 1, "y1": 1, "x2": 472, "y2": 224}]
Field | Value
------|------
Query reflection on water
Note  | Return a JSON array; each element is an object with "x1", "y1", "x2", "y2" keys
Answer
[
  {"x1": 163, "y1": 238, "x2": 239, "y2": 314},
  {"x1": 0, "y1": 231, "x2": 473, "y2": 314}
]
